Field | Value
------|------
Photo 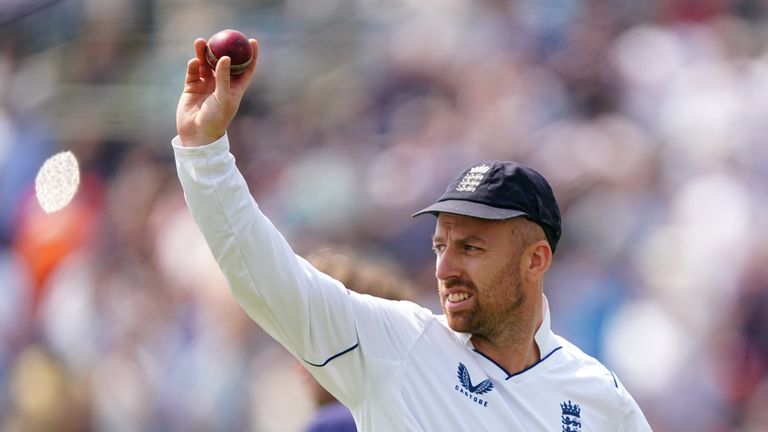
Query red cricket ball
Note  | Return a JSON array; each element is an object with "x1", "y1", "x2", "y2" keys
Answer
[{"x1": 205, "y1": 29, "x2": 253, "y2": 75}]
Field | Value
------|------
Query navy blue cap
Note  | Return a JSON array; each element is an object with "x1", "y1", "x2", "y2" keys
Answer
[{"x1": 412, "y1": 161, "x2": 562, "y2": 253}]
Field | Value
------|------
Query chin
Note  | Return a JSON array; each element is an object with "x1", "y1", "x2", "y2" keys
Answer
[{"x1": 445, "y1": 314, "x2": 473, "y2": 334}]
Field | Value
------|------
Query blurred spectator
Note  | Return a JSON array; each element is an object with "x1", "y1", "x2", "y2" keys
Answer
[{"x1": 2, "y1": 344, "x2": 90, "y2": 432}]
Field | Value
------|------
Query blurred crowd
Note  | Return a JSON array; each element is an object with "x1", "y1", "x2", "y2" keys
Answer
[{"x1": 2, "y1": 0, "x2": 768, "y2": 430}]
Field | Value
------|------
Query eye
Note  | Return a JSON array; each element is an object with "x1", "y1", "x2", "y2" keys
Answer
[
  {"x1": 464, "y1": 244, "x2": 481, "y2": 252},
  {"x1": 432, "y1": 244, "x2": 446, "y2": 255}
]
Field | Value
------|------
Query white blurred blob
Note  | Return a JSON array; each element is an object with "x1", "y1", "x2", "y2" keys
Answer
[
  {"x1": 659, "y1": 61, "x2": 744, "y2": 167},
  {"x1": 39, "y1": 253, "x2": 99, "y2": 372},
  {"x1": 0, "y1": 110, "x2": 14, "y2": 166},
  {"x1": 635, "y1": 171, "x2": 750, "y2": 333},
  {"x1": 530, "y1": 114, "x2": 654, "y2": 194},
  {"x1": 250, "y1": 349, "x2": 313, "y2": 432},
  {"x1": 612, "y1": 25, "x2": 684, "y2": 87},
  {"x1": 388, "y1": 2, "x2": 467, "y2": 65},
  {"x1": 671, "y1": 172, "x2": 750, "y2": 248},
  {"x1": 603, "y1": 299, "x2": 689, "y2": 397},
  {"x1": 152, "y1": 201, "x2": 231, "y2": 306},
  {"x1": 35, "y1": 151, "x2": 81, "y2": 213}
]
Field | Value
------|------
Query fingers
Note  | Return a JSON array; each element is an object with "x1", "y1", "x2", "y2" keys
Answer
[
  {"x1": 194, "y1": 38, "x2": 213, "y2": 79},
  {"x1": 194, "y1": 38, "x2": 207, "y2": 63},
  {"x1": 185, "y1": 58, "x2": 201, "y2": 85},
  {"x1": 245, "y1": 39, "x2": 259, "y2": 77},
  {"x1": 181, "y1": 36, "x2": 258, "y2": 138},
  {"x1": 230, "y1": 39, "x2": 260, "y2": 92}
]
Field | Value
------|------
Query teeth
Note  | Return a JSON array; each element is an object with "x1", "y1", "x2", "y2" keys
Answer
[{"x1": 448, "y1": 292, "x2": 470, "y2": 302}]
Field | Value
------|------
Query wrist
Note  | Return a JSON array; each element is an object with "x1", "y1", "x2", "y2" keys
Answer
[
  {"x1": 178, "y1": 131, "x2": 226, "y2": 148},
  {"x1": 174, "y1": 132, "x2": 228, "y2": 150}
]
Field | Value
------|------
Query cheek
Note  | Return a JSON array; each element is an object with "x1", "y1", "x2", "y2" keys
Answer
[{"x1": 483, "y1": 258, "x2": 523, "y2": 296}]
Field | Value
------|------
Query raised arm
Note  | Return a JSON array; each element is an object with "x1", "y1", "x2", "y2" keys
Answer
[
  {"x1": 172, "y1": 38, "x2": 430, "y2": 408},
  {"x1": 175, "y1": 37, "x2": 259, "y2": 147},
  {"x1": 173, "y1": 36, "x2": 359, "y2": 360}
]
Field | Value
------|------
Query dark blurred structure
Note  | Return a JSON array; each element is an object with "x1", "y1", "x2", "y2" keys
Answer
[{"x1": 1, "y1": 0, "x2": 768, "y2": 430}]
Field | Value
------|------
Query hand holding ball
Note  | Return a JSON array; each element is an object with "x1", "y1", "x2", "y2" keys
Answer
[{"x1": 206, "y1": 29, "x2": 253, "y2": 75}]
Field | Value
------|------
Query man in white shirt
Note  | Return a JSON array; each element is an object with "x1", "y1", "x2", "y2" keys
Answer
[{"x1": 174, "y1": 37, "x2": 652, "y2": 431}]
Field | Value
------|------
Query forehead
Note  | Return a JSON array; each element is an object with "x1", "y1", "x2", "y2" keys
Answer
[{"x1": 434, "y1": 213, "x2": 510, "y2": 237}]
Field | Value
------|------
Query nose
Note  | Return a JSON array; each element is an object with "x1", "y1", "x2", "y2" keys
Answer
[{"x1": 435, "y1": 246, "x2": 462, "y2": 281}]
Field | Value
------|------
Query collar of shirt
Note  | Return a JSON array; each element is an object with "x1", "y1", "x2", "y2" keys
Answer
[{"x1": 450, "y1": 294, "x2": 559, "y2": 361}]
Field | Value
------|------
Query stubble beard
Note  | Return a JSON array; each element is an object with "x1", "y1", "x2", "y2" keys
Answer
[{"x1": 441, "y1": 258, "x2": 529, "y2": 344}]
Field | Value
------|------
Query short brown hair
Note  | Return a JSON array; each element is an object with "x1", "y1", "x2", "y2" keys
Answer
[{"x1": 307, "y1": 248, "x2": 414, "y2": 301}]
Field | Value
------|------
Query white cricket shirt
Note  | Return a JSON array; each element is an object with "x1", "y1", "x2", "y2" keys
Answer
[{"x1": 173, "y1": 134, "x2": 652, "y2": 431}]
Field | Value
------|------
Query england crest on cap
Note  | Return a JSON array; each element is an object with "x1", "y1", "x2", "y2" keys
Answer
[{"x1": 456, "y1": 164, "x2": 491, "y2": 193}]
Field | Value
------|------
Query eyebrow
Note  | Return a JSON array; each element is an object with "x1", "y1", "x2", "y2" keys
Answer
[{"x1": 431, "y1": 235, "x2": 488, "y2": 245}]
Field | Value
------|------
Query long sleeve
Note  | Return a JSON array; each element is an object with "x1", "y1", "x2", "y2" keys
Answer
[{"x1": 172, "y1": 134, "x2": 428, "y2": 406}]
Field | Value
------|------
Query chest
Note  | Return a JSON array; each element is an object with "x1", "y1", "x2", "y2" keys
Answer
[{"x1": 395, "y1": 328, "x2": 614, "y2": 431}]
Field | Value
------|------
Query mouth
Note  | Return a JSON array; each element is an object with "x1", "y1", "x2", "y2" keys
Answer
[{"x1": 444, "y1": 291, "x2": 473, "y2": 311}]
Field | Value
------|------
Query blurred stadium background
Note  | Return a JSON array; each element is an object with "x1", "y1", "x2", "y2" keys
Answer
[{"x1": 2, "y1": 0, "x2": 768, "y2": 430}]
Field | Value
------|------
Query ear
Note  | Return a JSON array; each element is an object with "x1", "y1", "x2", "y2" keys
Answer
[{"x1": 524, "y1": 240, "x2": 552, "y2": 282}]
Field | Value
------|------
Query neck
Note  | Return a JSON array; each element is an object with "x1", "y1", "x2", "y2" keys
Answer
[{"x1": 471, "y1": 292, "x2": 544, "y2": 375}]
